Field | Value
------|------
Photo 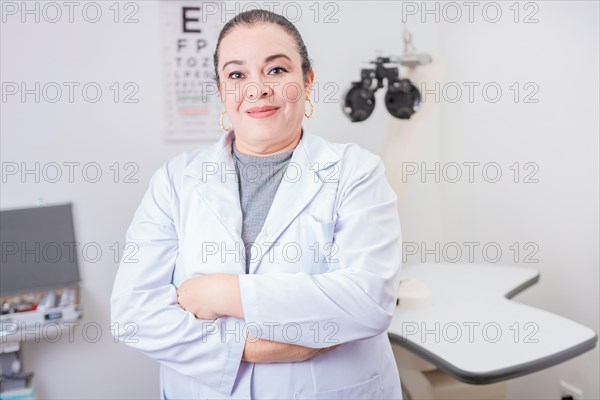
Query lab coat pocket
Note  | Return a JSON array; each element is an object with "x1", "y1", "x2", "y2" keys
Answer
[
  {"x1": 300, "y1": 213, "x2": 337, "y2": 275},
  {"x1": 294, "y1": 374, "x2": 382, "y2": 399}
]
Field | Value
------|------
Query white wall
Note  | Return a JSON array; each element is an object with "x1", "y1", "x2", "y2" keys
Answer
[
  {"x1": 436, "y1": 2, "x2": 599, "y2": 399},
  {"x1": 1, "y1": 1, "x2": 597, "y2": 399}
]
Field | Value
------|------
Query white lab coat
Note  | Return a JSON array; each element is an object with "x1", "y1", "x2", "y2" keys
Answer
[{"x1": 111, "y1": 129, "x2": 403, "y2": 399}]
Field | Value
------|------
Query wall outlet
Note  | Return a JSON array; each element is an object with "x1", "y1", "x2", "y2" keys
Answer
[{"x1": 560, "y1": 380, "x2": 583, "y2": 400}]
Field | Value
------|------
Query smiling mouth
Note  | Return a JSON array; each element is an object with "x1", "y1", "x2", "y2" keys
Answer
[{"x1": 246, "y1": 107, "x2": 280, "y2": 118}]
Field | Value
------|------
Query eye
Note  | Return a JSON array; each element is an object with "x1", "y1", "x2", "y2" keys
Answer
[
  {"x1": 228, "y1": 71, "x2": 243, "y2": 80},
  {"x1": 269, "y1": 66, "x2": 287, "y2": 75}
]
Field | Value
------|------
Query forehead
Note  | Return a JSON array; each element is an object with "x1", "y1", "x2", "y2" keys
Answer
[{"x1": 219, "y1": 23, "x2": 299, "y2": 67}]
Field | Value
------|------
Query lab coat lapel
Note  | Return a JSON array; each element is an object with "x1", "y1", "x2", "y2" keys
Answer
[
  {"x1": 248, "y1": 130, "x2": 340, "y2": 274},
  {"x1": 185, "y1": 131, "x2": 244, "y2": 244},
  {"x1": 183, "y1": 129, "x2": 341, "y2": 275}
]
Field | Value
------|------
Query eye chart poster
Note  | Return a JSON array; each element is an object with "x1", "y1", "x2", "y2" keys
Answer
[{"x1": 161, "y1": 1, "x2": 224, "y2": 142}]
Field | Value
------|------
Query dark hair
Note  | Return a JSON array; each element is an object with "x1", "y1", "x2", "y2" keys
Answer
[{"x1": 213, "y1": 9, "x2": 312, "y2": 88}]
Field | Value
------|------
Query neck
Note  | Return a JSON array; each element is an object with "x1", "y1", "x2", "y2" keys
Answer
[{"x1": 233, "y1": 129, "x2": 303, "y2": 157}]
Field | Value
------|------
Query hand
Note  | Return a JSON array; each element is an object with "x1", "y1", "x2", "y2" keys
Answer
[
  {"x1": 177, "y1": 275, "x2": 221, "y2": 320},
  {"x1": 177, "y1": 274, "x2": 244, "y2": 320},
  {"x1": 242, "y1": 336, "x2": 342, "y2": 363}
]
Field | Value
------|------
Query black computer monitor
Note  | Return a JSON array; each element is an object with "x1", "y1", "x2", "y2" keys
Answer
[{"x1": 0, "y1": 203, "x2": 81, "y2": 296}]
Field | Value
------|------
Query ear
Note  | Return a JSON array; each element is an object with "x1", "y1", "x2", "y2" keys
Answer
[{"x1": 305, "y1": 68, "x2": 315, "y2": 94}]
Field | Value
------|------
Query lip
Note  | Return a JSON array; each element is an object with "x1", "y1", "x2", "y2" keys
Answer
[{"x1": 246, "y1": 106, "x2": 280, "y2": 119}]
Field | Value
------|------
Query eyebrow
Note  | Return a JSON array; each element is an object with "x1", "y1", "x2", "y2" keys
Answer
[{"x1": 222, "y1": 54, "x2": 292, "y2": 71}]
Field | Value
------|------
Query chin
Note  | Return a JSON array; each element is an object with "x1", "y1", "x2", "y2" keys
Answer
[{"x1": 244, "y1": 128, "x2": 282, "y2": 141}]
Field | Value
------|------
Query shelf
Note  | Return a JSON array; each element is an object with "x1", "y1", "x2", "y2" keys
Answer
[{"x1": 0, "y1": 304, "x2": 82, "y2": 352}]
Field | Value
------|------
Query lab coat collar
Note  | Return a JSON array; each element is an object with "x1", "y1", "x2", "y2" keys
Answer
[{"x1": 183, "y1": 128, "x2": 341, "y2": 274}]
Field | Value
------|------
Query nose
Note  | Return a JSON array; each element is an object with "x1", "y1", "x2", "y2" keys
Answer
[{"x1": 245, "y1": 78, "x2": 273, "y2": 101}]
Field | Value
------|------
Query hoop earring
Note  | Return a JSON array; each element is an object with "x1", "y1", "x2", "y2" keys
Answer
[
  {"x1": 220, "y1": 110, "x2": 232, "y2": 132},
  {"x1": 304, "y1": 95, "x2": 314, "y2": 119}
]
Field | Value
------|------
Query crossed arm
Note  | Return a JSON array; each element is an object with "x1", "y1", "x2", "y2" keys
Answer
[{"x1": 176, "y1": 274, "x2": 338, "y2": 363}]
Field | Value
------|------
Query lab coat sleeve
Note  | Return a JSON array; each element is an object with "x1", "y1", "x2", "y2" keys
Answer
[
  {"x1": 238, "y1": 153, "x2": 402, "y2": 348},
  {"x1": 110, "y1": 162, "x2": 245, "y2": 396}
]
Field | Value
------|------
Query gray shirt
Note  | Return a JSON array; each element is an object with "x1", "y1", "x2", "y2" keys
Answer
[{"x1": 232, "y1": 137, "x2": 295, "y2": 273}]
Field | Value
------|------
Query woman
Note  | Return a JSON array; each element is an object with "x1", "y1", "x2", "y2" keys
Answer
[{"x1": 111, "y1": 9, "x2": 403, "y2": 400}]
